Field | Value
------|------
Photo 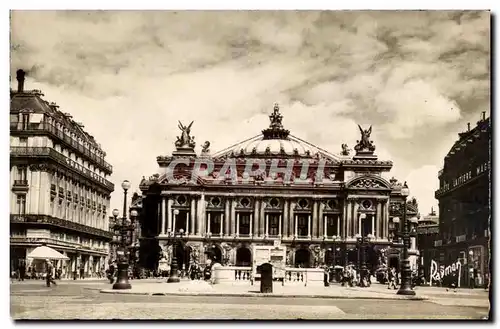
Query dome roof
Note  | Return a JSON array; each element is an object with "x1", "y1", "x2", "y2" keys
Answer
[
  {"x1": 230, "y1": 135, "x2": 316, "y2": 157},
  {"x1": 212, "y1": 103, "x2": 341, "y2": 161}
]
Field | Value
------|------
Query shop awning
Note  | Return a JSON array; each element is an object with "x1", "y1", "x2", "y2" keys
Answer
[{"x1": 27, "y1": 246, "x2": 69, "y2": 260}]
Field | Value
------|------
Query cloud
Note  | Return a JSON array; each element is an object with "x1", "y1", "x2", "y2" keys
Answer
[{"x1": 10, "y1": 10, "x2": 490, "y2": 214}]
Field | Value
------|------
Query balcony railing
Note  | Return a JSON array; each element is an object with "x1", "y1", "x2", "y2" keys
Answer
[
  {"x1": 10, "y1": 214, "x2": 113, "y2": 239},
  {"x1": 10, "y1": 121, "x2": 112, "y2": 173},
  {"x1": 10, "y1": 147, "x2": 114, "y2": 191},
  {"x1": 10, "y1": 236, "x2": 108, "y2": 254},
  {"x1": 13, "y1": 179, "x2": 28, "y2": 186}
]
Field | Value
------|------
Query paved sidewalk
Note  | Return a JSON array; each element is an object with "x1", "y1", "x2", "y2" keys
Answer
[
  {"x1": 368, "y1": 283, "x2": 489, "y2": 297},
  {"x1": 100, "y1": 281, "x2": 427, "y2": 300}
]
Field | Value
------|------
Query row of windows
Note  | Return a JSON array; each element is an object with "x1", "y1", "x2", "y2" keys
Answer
[
  {"x1": 14, "y1": 134, "x2": 107, "y2": 178},
  {"x1": 13, "y1": 112, "x2": 105, "y2": 159},
  {"x1": 49, "y1": 232, "x2": 105, "y2": 249},
  {"x1": 50, "y1": 200, "x2": 107, "y2": 230},
  {"x1": 12, "y1": 166, "x2": 109, "y2": 213},
  {"x1": 53, "y1": 142, "x2": 107, "y2": 178},
  {"x1": 170, "y1": 212, "x2": 366, "y2": 237},
  {"x1": 13, "y1": 193, "x2": 106, "y2": 231},
  {"x1": 50, "y1": 172, "x2": 108, "y2": 213}
]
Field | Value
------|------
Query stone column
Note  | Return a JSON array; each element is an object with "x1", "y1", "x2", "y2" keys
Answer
[
  {"x1": 345, "y1": 199, "x2": 352, "y2": 238},
  {"x1": 196, "y1": 195, "x2": 202, "y2": 235},
  {"x1": 200, "y1": 194, "x2": 206, "y2": 235},
  {"x1": 249, "y1": 213, "x2": 253, "y2": 237},
  {"x1": 372, "y1": 211, "x2": 376, "y2": 237},
  {"x1": 253, "y1": 199, "x2": 259, "y2": 236},
  {"x1": 307, "y1": 215, "x2": 311, "y2": 239},
  {"x1": 278, "y1": 214, "x2": 282, "y2": 237},
  {"x1": 220, "y1": 213, "x2": 224, "y2": 236},
  {"x1": 318, "y1": 201, "x2": 324, "y2": 238},
  {"x1": 289, "y1": 200, "x2": 296, "y2": 237},
  {"x1": 236, "y1": 213, "x2": 240, "y2": 236},
  {"x1": 383, "y1": 200, "x2": 390, "y2": 240},
  {"x1": 190, "y1": 198, "x2": 196, "y2": 235},
  {"x1": 337, "y1": 215, "x2": 340, "y2": 237},
  {"x1": 172, "y1": 208, "x2": 177, "y2": 233},
  {"x1": 265, "y1": 214, "x2": 269, "y2": 236},
  {"x1": 207, "y1": 213, "x2": 211, "y2": 234},
  {"x1": 167, "y1": 198, "x2": 173, "y2": 233},
  {"x1": 324, "y1": 214, "x2": 327, "y2": 238},
  {"x1": 283, "y1": 199, "x2": 289, "y2": 238},
  {"x1": 353, "y1": 201, "x2": 359, "y2": 236},
  {"x1": 231, "y1": 199, "x2": 237, "y2": 236},
  {"x1": 312, "y1": 200, "x2": 318, "y2": 238},
  {"x1": 224, "y1": 198, "x2": 230, "y2": 236},
  {"x1": 259, "y1": 200, "x2": 265, "y2": 237},
  {"x1": 161, "y1": 197, "x2": 166, "y2": 235}
]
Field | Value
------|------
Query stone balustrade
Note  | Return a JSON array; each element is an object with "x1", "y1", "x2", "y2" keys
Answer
[
  {"x1": 212, "y1": 266, "x2": 252, "y2": 284},
  {"x1": 283, "y1": 268, "x2": 324, "y2": 286},
  {"x1": 212, "y1": 266, "x2": 324, "y2": 286}
]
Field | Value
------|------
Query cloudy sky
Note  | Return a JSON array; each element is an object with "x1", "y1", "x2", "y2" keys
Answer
[{"x1": 10, "y1": 10, "x2": 490, "y2": 217}]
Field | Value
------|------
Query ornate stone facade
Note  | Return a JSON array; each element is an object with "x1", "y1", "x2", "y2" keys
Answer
[
  {"x1": 10, "y1": 70, "x2": 113, "y2": 278},
  {"x1": 137, "y1": 104, "x2": 416, "y2": 271}
]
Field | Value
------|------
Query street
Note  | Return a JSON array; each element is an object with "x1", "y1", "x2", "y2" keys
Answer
[{"x1": 11, "y1": 280, "x2": 490, "y2": 320}]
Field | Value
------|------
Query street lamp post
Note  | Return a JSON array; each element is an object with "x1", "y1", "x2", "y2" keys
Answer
[
  {"x1": 112, "y1": 180, "x2": 133, "y2": 290},
  {"x1": 468, "y1": 250, "x2": 474, "y2": 289},
  {"x1": 356, "y1": 215, "x2": 372, "y2": 288},
  {"x1": 167, "y1": 211, "x2": 184, "y2": 283},
  {"x1": 397, "y1": 182, "x2": 415, "y2": 295}
]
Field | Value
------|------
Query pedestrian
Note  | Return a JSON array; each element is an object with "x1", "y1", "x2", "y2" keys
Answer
[
  {"x1": 18, "y1": 259, "x2": 26, "y2": 281},
  {"x1": 45, "y1": 259, "x2": 57, "y2": 287},
  {"x1": 388, "y1": 267, "x2": 397, "y2": 290},
  {"x1": 469, "y1": 267, "x2": 475, "y2": 289},
  {"x1": 108, "y1": 263, "x2": 115, "y2": 283},
  {"x1": 79, "y1": 264, "x2": 85, "y2": 280}
]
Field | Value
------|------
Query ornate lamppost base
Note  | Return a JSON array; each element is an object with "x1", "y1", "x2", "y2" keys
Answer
[
  {"x1": 397, "y1": 286, "x2": 416, "y2": 295},
  {"x1": 167, "y1": 257, "x2": 180, "y2": 283},
  {"x1": 167, "y1": 276, "x2": 180, "y2": 283},
  {"x1": 112, "y1": 262, "x2": 131, "y2": 290}
]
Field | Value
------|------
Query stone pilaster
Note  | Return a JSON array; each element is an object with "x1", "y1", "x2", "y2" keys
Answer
[{"x1": 312, "y1": 200, "x2": 318, "y2": 238}]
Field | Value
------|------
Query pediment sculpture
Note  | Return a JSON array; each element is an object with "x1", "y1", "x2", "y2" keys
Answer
[{"x1": 352, "y1": 178, "x2": 384, "y2": 189}]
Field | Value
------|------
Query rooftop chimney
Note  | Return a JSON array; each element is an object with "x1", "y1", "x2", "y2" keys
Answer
[
  {"x1": 482, "y1": 111, "x2": 486, "y2": 121},
  {"x1": 467, "y1": 123, "x2": 470, "y2": 131},
  {"x1": 16, "y1": 69, "x2": 25, "y2": 93}
]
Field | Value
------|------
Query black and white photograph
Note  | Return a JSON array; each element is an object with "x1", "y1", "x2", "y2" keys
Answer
[{"x1": 9, "y1": 9, "x2": 491, "y2": 320}]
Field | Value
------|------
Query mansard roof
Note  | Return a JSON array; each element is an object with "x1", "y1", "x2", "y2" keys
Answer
[{"x1": 10, "y1": 84, "x2": 104, "y2": 153}]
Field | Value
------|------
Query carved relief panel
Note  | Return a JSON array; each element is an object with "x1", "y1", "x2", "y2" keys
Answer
[{"x1": 264, "y1": 197, "x2": 282, "y2": 210}]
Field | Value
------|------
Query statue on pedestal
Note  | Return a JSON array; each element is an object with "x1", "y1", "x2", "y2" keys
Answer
[
  {"x1": 175, "y1": 121, "x2": 196, "y2": 149},
  {"x1": 354, "y1": 125, "x2": 376, "y2": 153}
]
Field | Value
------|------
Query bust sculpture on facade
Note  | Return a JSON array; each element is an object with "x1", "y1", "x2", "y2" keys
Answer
[
  {"x1": 354, "y1": 125, "x2": 376, "y2": 153},
  {"x1": 341, "y1": 143, "x2": 351, "y2": 156},
  {"x1": 175, "y1": 121, "x2": 196, "y2": 149},
  {"x1": 201, "y1": 141, "x2": 211, "y2": 154}
]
